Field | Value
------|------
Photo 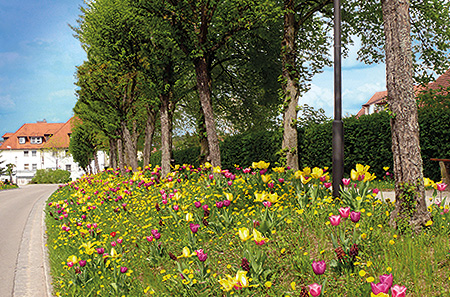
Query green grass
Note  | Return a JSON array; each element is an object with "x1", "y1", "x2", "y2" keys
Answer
[{"x1": 45, "y1": 165, "x2": 450, "y2": 296}]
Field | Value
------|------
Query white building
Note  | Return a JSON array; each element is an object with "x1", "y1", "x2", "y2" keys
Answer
[{"x1": 0, "y1": 117, "x2": 107, "y2": 185}]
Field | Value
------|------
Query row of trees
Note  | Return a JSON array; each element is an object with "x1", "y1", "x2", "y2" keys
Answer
[{"x1": 71, "y1": 0, "x2": 450, "y2": 230}]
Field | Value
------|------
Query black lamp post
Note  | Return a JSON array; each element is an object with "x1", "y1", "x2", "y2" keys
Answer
[{"x1": 332, "y1": 0, "x2": 344, "y2": 198}]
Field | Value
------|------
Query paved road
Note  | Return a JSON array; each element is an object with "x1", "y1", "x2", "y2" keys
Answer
[{"x1": 0, "y1": 184, "x2": 57, "y2": 297}]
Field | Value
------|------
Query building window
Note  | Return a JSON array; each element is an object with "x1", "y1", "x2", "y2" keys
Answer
[
  {"x1": 66, "y1": 164, "x2": 72, "y2": 172},
  {"x1": 30, "y1": 137, "x2": 42, "y2": 144},
  {"x1": 24, "y1": 164, "x2": 29, "y2": 170},
  {"x1": 32, "y1": 164, "x2": 37, "y2": 170},
  {"x1": 24, "y1": 151, "x2": 29, "y2": 157},
  {"x1": 19, "y1": 137, "x2": 25, "y2": 144},
  {"x1": 32, "y1": 150, "x2": 37, "y2": 157}
]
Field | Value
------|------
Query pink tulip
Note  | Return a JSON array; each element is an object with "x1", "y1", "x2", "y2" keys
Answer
[
  {"x1": 189, "y1": 223, "x2": 200, "y2": 233},
  {"x1": 173, "y1": 205, "x2": 179, "y2": 211},
  {"x1": 227, "y1": 180, "x2": 233, "y2": 186},
  {"x1": 194, "y1": 201, "x2": 202, "y2": 208},
  {"x1": 379, "y1": 273, "x2": 393, "y2": 289},
  {"x1": 324, "y1": 182, "x2": 332, "y2": 188},
  {"x1": 391, "y1": 284, "x2": 407, "y2": 297},
  {"x1": 263, "y1": 201, "x2": 272, "y2": 208},
  {"x1": 111, "y1": 241, "x2": 117, "y2": 247},
  {"x1": 339, "y1": 207, "x2": 350, "y2": 218},
  {"x1": 437, "y1": 183, "x2": 448, "y2": 191},
  {"x1": 329, "y1": 215, "x2": 341, "y2": 226},
  {"x1": 308, "y1": 283, "x2": 322, "y2": 297},
  {"x1": 342, "y1": 178, "x2": 351, "y2": 186},
  {"x1": 146, "y1": 236, "x2": 153, "y2": 242},
  {"x1": 311, "y1": 260, "x2": 326, "y2": 275},
  {"x1": 373, "y1": 188, "x2": 380, "y2": 194},
  {"x1": 371, "y1": 282, "x2": 389, "y2": 294},
  {"x1": 117, "y1": 238, "x2": 123, "y2": 244}
]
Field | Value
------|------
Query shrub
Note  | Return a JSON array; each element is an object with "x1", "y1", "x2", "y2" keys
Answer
[{"x1": 31, "y1": 169, "x2": 71, "y2": 184}]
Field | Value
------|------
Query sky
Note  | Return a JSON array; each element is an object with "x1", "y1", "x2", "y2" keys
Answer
[{"x1": 0, "y1": 1, "x2": 387, "y2": 137}]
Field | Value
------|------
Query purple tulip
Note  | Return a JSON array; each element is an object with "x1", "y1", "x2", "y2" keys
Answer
[
  {"x1": 311, "y1": 260, "x2": 326, "y2": 275},
  {"x1": 350, "y1": 211, "x2": 361, "y2": 223}
]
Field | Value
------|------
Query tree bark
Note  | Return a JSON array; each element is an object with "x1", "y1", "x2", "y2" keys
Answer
[
  {"x1": 121, "y1": 121, "x2": 139, "y2": 171},
  {"x1": 109, "y1": 138, "x2": 117, "y2": 169},
  {"x1": 160, "y1": 93, "x2": 173, "y2": 177},
  {"x1": 198, "y1": 106, "x2": 209, "y2": 165},
  {"x1": 194, "y1": 55, "x2": 221, "y2": 168},
  {"x1": 117, "y1": 138, "x2": 125, "y2": 171},
  {"x1": 143, "y1": 108, "x2": 156, "y2": 168},
  {"x1": 281, "y1": 0, "x2": 299, "y2": 171},
  {"x1": 382, "y1": 0, "x2": 430, "y2": 232}
]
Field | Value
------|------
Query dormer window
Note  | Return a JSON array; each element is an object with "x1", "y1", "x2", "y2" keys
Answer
[
  {"x1": 19, "y1": 137, "x2": 25, "y2": 144},
  {"x1": 30, "y1": 137, "x2": 42, "y2": 144}
]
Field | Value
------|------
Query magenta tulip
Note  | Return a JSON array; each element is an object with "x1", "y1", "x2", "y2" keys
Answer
[
  {"x1": 371, "y1": 282, "x2": 389, "y2": 294},
  {"x1": 190, "y1": 223, "x2": 200, "y2": 233},
  {"x1": 373, "y1": 188, "x2": 380, "y2": 194},
  {"x1": 379, "y1": 273, "x2": 393, "y2": 289},
  {"x1": 342, "y1": 178, "x2": 351, "y2": 186},
  {"x1": 339, "y1": 207, "x2": 350, "y2": 218},
  {"x1": 391, "y1": 284, "x2": 407, "y2": 297},
  {"x1": 311, "y1": 260, "x2": 326, "y2": 275},
  {"x1": 263, "y1": 201, "x2": 272, "y2": 208},
  {"x1": 308, "y1": 283, "x2": 322, "y2": 297},
  {"x1": 329, "y1": 215, "x2": 341, "y2": 226},
  {"x1": 194, "y1": 201, "x2": 202, "y2": 208},
  {"x1": 437, "y1": 183, "x2": 448, "y2": 191},
  {"x1": 350, "y1": 211, "x2": 361, "y2": 223},
  {"x1": 120, "y1": 266, "x2": 128, "y2": 273}
]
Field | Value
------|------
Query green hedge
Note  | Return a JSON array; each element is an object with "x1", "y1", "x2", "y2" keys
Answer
[
  {"x1": 31, "y1": 169, "x2": 71, "y2": 184},
  {"x1": 147, "y1": 106, "x2": 449, "y2": 181}
]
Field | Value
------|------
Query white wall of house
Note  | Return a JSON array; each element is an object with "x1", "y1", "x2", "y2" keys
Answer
[{"x1": 0, "y1": 149, "x2": 107, "y2": 185}]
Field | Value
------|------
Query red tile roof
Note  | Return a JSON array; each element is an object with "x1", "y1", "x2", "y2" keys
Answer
[
  {"x1": 357, "y1": 69, "x2": 450, "y2": 117},
  {"x1": 0, "y1": 117, "x2": 75, "y2": 150}
]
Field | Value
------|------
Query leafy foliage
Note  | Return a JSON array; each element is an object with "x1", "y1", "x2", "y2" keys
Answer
[{"x1": 31, "y1": 169, "x2": 71, "y2": 184}]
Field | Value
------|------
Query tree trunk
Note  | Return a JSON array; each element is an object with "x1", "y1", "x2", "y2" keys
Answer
[
  {"x1": 198, "y1": 107, "x2": 209, "y2": 165},
  {"x1": 94, "y1": 152, "x2": 100, "y2": 174},
  {"x1": 194, "y1": 56, "x2": 221, "y2": 168},
  {"x1": 143, "y1": 108, "x2": 156, "y2": 168},
  {"x1": 117, "y1": 138, "x2": 125, "y2": 171},
  {"x1": 109, "y1": 138, "x2": 117, "y2": 169},
  {"x1": 121, "y1": 121, "x2": 138, "y2": 171},
  {"x1": 160, "y1": 93, "x2": 172, "y2": 177},
  {"x1": 281, "y1": 1, "x2": 299, "y2": 171},
  {"x1": 382, "y1": 0, "x2": 430, "y2": 232}
]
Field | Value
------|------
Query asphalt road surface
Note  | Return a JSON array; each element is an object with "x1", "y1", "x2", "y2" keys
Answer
[{"x1": 0, "y1": 184, "x2": 57, "y2": 297}]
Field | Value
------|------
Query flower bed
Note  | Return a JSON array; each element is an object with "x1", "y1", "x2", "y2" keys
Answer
[{"x1": 45, "y1": 162, "x2": 449, "y2": 296}]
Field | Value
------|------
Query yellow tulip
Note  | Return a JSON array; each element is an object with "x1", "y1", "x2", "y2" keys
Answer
[
  {"x1": 67, "y1": 255, "x2": 79, "y2": 264},
  {"x1": 254, "y1": 192, "x2": 268, "y2": 202},
  {"x1": 186, "y1": 212, "x2": 193, "y2": 222},
  {"x1": 238, "y1": 227, "x2": 252, "y2": 241},
  {"x1": 311, "y1": 167, "x2": 324, "y2": 179},
  {"x1": 267, "y1": 192, "x2": 279, "y2": 203},
  {"x1": 261, "y1": 174, "x2": 271, "y2": 183},
  {"x1": 224, "y1": 193, "x2": 233, "y2": 201},
  {"x1": 253, "y1": 229, "x2": 268, "y2": 243}
]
